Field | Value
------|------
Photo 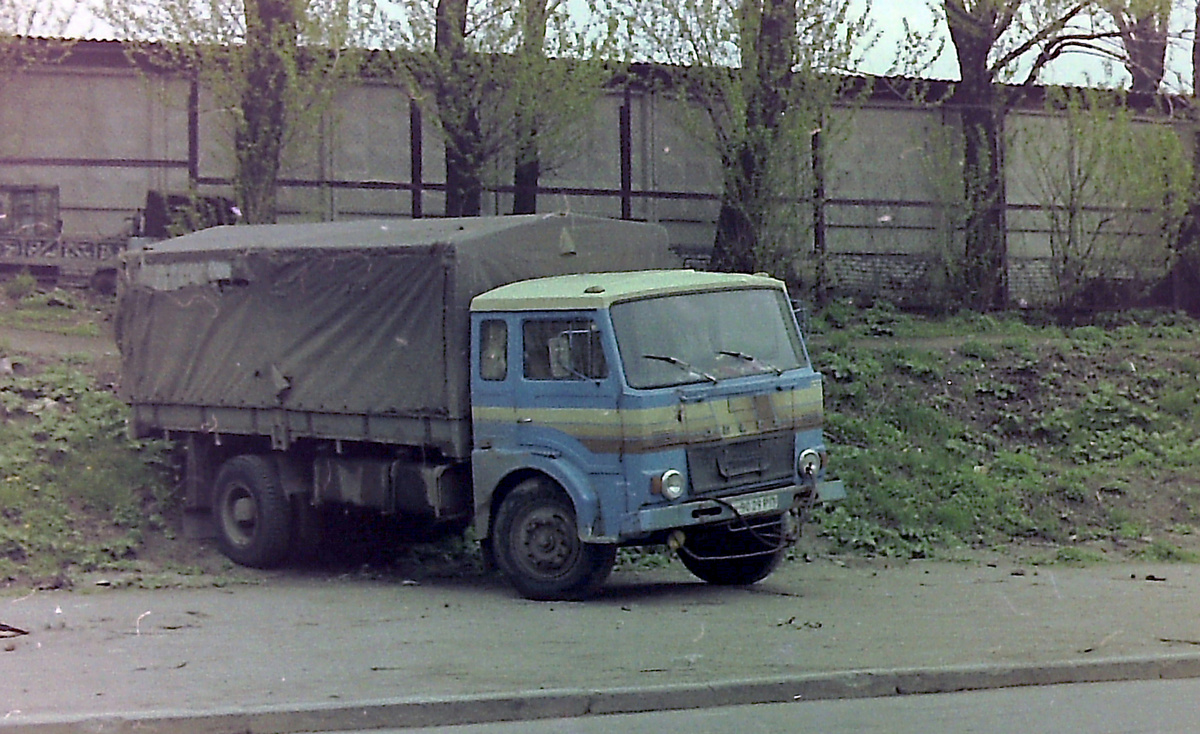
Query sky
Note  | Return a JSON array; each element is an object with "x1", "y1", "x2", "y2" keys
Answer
[
  {"x1": 26, "y1": 0, "x2": 1200, "y2": 93},
  {"x1": 853, "y1": 0, "x2": 959, "y2": 80},
  {"x1": 855, "y1": 0, "x2": 1198, "y2": 93}
]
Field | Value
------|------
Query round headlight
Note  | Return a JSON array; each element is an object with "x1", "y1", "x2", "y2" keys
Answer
[
  {"x1": 660, "y1": 469, "x2": 685, "y2": 500},
  {"x1": 797, "y1": 449, "x2": 821, "y2": 478}
]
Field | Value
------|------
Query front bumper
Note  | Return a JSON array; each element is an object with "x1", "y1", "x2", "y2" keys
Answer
[{"x1": 633, "y1": 479, "x2": 845, "y2": 535}]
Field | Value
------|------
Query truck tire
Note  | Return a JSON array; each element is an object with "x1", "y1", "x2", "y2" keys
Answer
[
  {"x1": 678, "y1": 516, "x2": 785, "y2": 585},
  {"x1": 213, "y1": 455, "x2": 292, "y2": 569},
  {"x1": 492, "y1": 479, "x2": 616, "y2": 601}
]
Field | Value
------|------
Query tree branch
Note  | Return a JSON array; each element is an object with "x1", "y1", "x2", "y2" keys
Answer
[{"x1": 992, "y1": 2, "x2": 1091, "y2": 72}]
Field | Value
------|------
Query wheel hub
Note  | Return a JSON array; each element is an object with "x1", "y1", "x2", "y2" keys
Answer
[
  {"x1": 232, "y1": 496, "x2": 257, "y2": 525},
  {"x1": 518, "y1": 510, "x2": 576, "y2": 574},
  {"x1": 222, "y1": 487, "x2": 258, "y2": 547}
]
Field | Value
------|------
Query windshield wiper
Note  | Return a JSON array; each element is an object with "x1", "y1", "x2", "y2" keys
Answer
[
  {"x1": 718, "y1": 350, "x2": 783, "y2": 375},
  {"x1": 641, "y1": 354, "x2": 718, "y2": 383}
]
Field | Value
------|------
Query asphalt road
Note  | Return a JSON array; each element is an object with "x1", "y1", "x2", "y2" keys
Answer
[
  {"x1": 376, "y1": 678, "x2": 1200, "y2": 734},
  {"x1": 6, "y1": 557, "x2": 1200, "y2": 732}
]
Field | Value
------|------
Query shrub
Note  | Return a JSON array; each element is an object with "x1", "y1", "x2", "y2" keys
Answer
[{"x1": 3, "y1": 270, "x2": 37, "y2": 301}]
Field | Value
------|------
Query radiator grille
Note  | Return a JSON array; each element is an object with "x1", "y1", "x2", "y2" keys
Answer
[{"x1": 686, "y1": 433, "x2": 793, "y2": 496}]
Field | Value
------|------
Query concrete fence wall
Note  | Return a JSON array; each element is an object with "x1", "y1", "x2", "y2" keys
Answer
[{"x1": 0, "y1": 42, "x2": 1184, "y2": 306}]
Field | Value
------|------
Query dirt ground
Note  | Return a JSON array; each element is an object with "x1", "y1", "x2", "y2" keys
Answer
[
  {"x1": 0, "y1": 313, "x2": 233, "y2": 584},
  {"x1": 0, "y1": 310, "x2": 120, "y2": 383},
  {"x1": 6, "y1": 555, "x2": 1200, "y2": 724}
]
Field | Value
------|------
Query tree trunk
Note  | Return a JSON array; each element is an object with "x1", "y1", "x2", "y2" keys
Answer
[
  {"x1": 1176, "y1": 2, "x2": 1200, "y2": 309},
  {"x1": 711, "y1": 145, "x2": 762, "y2": 272},
  {"x1": 236, "y1": 0, "x2": 296, "y2": 224},
  {"x1": 512, "y1": 144, "x2": 539, "y2": 215},
  {"x1": 443, "y1": 135, "x2": 482, "y2": 216},
  {"x1": 1192, "y1": 1, "x2": 1200, "y2": 179},
  {"x1": 512, "y1": 0, "x2": 550, "y2": 215},
  {"x1": 960, "y1": 103, "x2": 1008, "y2": 309},
  {"x1": 1117, "y1": 12, "x2": 1167, "y2": 97},
  {"x1": 436, "y1": 0, "x2": 482, "y2": 217},
  {"x1": 945, "y1": 0, "x2": 1007, "y2": 310},
  {"x1": 710, "y1": 0, "x2": 796, "y2": 273}
]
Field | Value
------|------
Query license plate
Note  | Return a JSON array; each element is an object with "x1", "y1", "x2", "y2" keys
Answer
[{"x1": 729, "y1": 493, "x2": 779, "y2": 517}]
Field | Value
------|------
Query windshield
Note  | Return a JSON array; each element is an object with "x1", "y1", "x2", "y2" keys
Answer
[{"x1": 610, "y1": 287, "x2": 808, "y2": 389}]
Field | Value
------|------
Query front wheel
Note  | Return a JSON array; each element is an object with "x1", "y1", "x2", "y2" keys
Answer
[
  {"x1": 678, "y1": 515, "x2": 786, "y2": 585},
  {"x1": 212, "y1": 455, "x2": 292, "y2": 569},
  {"x1": 492, "y1": 479, "x2": 616, "y2": 600}
]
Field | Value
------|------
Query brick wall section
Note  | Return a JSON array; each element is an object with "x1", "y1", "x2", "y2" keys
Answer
[{"x1": 827, "y1": 253, "x2": 1062, "y2": 309}]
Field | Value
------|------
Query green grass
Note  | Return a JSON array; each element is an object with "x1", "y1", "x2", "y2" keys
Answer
[
  {"x1": 0, "y1": 288, "x2": 105, "y2": 337},
  {"x1": 0, "y1": 364, "x2": 173, "y2": 588},
  {"x1": 810, "y1": 300, "x2": 1063, "y2": 341},
  {"x1": 813, "y1": 302, "x2": 1200, "y2": 562}
]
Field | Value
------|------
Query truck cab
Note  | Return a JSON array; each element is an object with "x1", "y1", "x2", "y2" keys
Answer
[{"x1": 470, "y1": 270, "x2": 843, "y2": 599}]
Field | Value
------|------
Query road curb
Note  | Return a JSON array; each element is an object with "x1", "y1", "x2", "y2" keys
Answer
[{"x1": 9, "y1": 653, "x2": 1200, "y2": 733}]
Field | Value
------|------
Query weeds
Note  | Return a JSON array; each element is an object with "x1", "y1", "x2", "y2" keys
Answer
[
  {"x1": 0, "y1": 364, "x2": 172, "y2": 587},
  {"x1": 0, "y1": 287, "x2": 103, "y2": 337},
  {"x1": 1135, "y1": 540, "x2": 1200, "y2": 562},
  {"x1": 814, "y1": 302, "x2": 1200, "y2": 562},
  {"x1": 2, "y1": 271, "x2": 37, "y2": 301}
]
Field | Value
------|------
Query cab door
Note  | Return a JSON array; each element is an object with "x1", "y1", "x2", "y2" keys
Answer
[
  {"x1": 470, "y1": 315, "x2": 517, "y2": 452},
  {"x1": 513, "y1": 315, "x2": 622, "y2": 473}
]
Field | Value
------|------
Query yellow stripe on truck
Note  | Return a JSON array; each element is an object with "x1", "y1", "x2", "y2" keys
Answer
[{"x1": 472, "y1": 382, "x2": 823, "y2": 454}]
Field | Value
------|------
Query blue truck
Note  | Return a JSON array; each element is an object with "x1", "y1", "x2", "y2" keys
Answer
[{"x1": 118, "y1": 213, "x2": 843, "y2": 599}]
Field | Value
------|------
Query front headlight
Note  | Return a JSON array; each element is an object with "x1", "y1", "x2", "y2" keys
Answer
[
  {"x1": 797, "y1": 448, "x2": 821, "y2": 478},
  {"x1": 655, "y1": 469, "x2": 685, "y2": 500}
]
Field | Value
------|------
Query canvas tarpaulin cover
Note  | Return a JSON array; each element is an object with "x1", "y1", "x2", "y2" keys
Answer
[{"x1": 118, "y1": 213, "x2": 675, "y2": 451}]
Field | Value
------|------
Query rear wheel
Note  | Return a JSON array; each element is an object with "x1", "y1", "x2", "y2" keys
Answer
[
  {"x1": 678, "y1": 515, "x2": 786, "y2": 585},
  {"x1": 213, "y1": 455, "x2": 292, "y2": 568},
  {"x1": 492, "y1": 479, "x2": 616, "y2": 600}
]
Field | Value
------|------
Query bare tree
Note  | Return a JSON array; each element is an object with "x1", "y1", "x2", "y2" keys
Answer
[
  {"x1": 940, "y1": 0, "x2": 1117, "y2": 310},
  {"x1": 512, "y1": 0, "x2": 551, "y2": 214},
  {"x1": 1021, "y1": 87, "x2": 1189, "y2": 309},
  {"x1": 0, "y1": 0, "x2": 75, "y2": 219},
  {"x1": 0, "y1": 0, "x2": 75, "y2": 71},
  {"x1": 99, "y1": 0, "x2": 379, "y2": 224},
  {"x1": 610, "y1": 0, "x2": 868, "y2": 279},
  {"x1": 387, "y1": 0, "x2": 609, "y2": 217},
  {"x1": 1098, "y1": 0, "x2": 1170, "y2": 94}
]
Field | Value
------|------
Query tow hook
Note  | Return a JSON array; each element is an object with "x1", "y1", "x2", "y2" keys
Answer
[
  {"x1": 783, "y1": 507, "x2": 802, "y2": 543},
  {"x1": 667, "y1": 529, "x2": 687, "y2": 550},
  {"x1": 784, "y1": 493, "x2": 812, "y2": 543}
]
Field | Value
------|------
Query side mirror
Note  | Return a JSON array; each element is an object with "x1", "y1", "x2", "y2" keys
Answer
[
  {"x1": 548, "y1": 328, "x2": 607, "y2": 380},
  {"x1": 548, "y1": 334, "x2": 574, "y2": 379}
]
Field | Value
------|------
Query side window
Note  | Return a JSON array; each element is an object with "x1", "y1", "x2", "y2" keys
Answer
[
  {"x1": 523, "y1": 319, "x2": 608, "y2": 381},
  {"x1": 479, "y1": 320, "x2": 507, "y2": 381}
]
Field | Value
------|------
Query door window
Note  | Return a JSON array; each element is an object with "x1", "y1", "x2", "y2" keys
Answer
[
  {"x1": 479, "y1": 319, "x2": 508, "y2": 381},
  {"x1": 523, "y1": 319, "x2": 607, "y2": 381}
]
